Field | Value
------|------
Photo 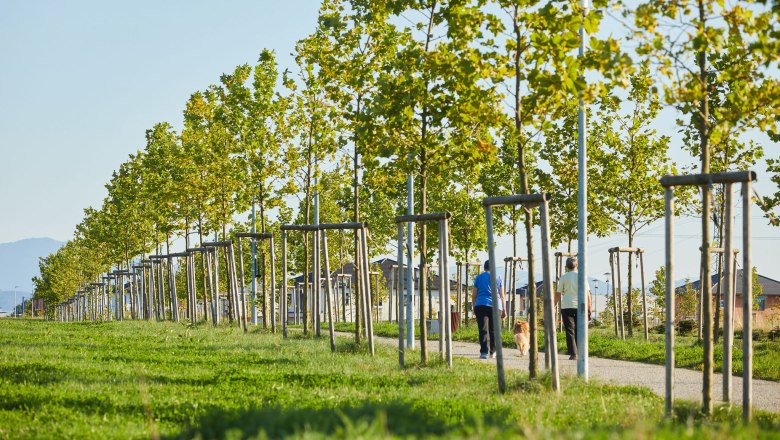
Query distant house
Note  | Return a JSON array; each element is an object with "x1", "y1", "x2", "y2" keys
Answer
[
  {"x1": 675, "y1": 270, "x2": 780, "y2": 329},
  {"x1": 674, "y1": 274, "x2": 720, "y2": 322},
  {"x1": 289, "y1": 258, "x2": 468, "y2": 322},
  {"x1": 714, "y1": 269, "x2": 780, "y2": 329},
  {"x1": 515, "y1": 281, "x2": 545, "y2": 314}
]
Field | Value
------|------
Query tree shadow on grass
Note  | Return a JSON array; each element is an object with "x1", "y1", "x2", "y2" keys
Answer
[
  {"x1": 0, "y1": 363, "x2": 67, "y2": 386},
  {"x1": 333, "y1": 340, "x2": 371, "y2": 355},
  {"x1": 169, "y1": 398, "x2": 516, "y2": 439},
  {"x1": 0, "y1": 392, "x2": 144, "y2": 414}
]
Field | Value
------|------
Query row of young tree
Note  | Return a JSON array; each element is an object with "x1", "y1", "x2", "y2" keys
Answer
[{"x1": 33, "y1": 1, "x2": 779, "y2": 332}]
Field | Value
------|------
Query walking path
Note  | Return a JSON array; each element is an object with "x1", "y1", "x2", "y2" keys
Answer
[{"x1": 360, "y1": 333, "x2": 780, "y2": 413}]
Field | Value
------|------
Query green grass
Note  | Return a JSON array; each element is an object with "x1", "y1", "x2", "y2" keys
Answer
[
  {"x1": 0, "y1": 320, "x2": 778, "y2": 439},
  {"x1": 333, "y1": 321, "x2": 780, "y2": 382},
  {"x1": 588, "y1": 327, "x2": 780, "y2": 382}
]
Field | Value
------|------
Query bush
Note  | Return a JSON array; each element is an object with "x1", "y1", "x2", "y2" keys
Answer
[
  {"x1": 734, "y1": 328, "x2": 769, "y2": 341},
  {"x1": 677, "y1": 320, "x2": 696, "y2": 336},
  {"x1": 650, "y1": 324, "x2": 665, "y2": 334}
]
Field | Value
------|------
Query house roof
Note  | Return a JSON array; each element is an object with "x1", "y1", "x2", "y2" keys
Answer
[
  {"x1": 516, "y1": 281, "x2": 545, "y2": 296},
  {"x1": 713, "y1": 269, "x2": 780, "y2": 297},
  {"x1": 676, "y1": 274, "x2": 720, "y2": 295},
  {"x1": 676, "y1": 269, "x2": 780, "y2": 297}
]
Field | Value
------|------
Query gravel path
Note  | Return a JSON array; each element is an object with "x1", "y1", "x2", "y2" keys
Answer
[{"x1": 359, "y1": 333, "x2": 780, "y2": 413}]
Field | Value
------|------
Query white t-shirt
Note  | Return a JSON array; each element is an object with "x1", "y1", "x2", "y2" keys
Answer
[{"x1": 556, "y1": 271, "x2": 589, "y2": 310}]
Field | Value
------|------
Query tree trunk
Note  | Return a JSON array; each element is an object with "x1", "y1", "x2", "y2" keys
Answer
[
  {"x1": 261, "y1": 202, "x2": 268, "y2": 328},
  {"x1": 698, "y1": 0, "x2": 713, "y2": 416},
  {"x1": 419, "y1": 150, "x2": 428, "y2": 365},
  {"x1": 510, "y1": 206, "x2": 517, "y2": 330},
  {"x1": 627, "y1": 223, "x2": 634, "y2": 337},
  {"x1": 354, "y1": 98, "x2": 363, "y2": 344},
  {"x1": 713, "y1": 184, "x2": 726, "y2": 343},
  {"x1": 416, "y1": 0, "x2": 437, "y2": 367},
  {"x1": 302, "y1": 122, "x2": 314, "y2": 336},
  {"x1": 513, "y1": 4, "x2": 538, "y2": 379},
  {"x1": 185, "y1": 218, "x2": 192, "y2": 321}
]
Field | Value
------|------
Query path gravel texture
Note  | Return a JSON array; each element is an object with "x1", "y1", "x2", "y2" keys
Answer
[{"x1": 360, "y1": 333, "x2": 780, "y2": 414}]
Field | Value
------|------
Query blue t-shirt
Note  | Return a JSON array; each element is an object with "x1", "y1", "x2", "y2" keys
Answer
[{"x1": 473, "y1": 271, "x2": 502, "y2": 309}]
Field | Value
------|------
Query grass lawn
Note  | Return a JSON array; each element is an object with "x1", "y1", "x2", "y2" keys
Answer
[
  {"x1": 0, "y1": 320, "x2": 778, "y2": 439},
  {"x1": 333, "y1": 321, "x2": 780, "y2": 382}
]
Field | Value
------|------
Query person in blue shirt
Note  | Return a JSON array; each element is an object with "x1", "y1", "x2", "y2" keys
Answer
[{"x1": 472, "y1": 260, "x2": 506, "y2": 359}]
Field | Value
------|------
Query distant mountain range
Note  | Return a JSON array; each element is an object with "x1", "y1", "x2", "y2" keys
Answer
[{"x1": 0, "y1": 237, "x2": 63, "y2": 312}]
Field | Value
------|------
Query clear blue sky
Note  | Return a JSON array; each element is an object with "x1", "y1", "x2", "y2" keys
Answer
[
  {"x1": 0, "y1": 0, "x2": 318, "y2": 243},
  {"x1": 0, "y1": 1, "x2": 778, "y2": 283}
]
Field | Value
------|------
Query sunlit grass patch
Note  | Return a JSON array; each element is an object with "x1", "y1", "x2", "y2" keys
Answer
[{"x1": 0, "y1": 319, "x2": 777, "y2": 439}]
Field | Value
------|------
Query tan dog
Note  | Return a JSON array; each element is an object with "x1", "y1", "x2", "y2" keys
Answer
[{"x1": 513, "y1": 320, "x2": 530, "y2": 356}]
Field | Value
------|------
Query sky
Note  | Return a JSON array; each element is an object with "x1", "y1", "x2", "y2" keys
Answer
[
  {"x1": 0, "y1": 0, "x2": 319, "y2": 242},
  {"x1": 0, "y1": 0, "x2": 778, "y2": 289}
]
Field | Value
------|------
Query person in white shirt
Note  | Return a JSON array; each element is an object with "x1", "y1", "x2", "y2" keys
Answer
[{"x1": 555, "y1": 257, "x2": 591, "y2": 360}]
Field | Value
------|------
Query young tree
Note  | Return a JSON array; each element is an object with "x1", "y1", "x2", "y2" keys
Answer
[
  {"x1": 245, "y1": 50, "x2": 292, "y2": 229},
  {"x1": 286, "y1": 39, "x2": 339, "y2": 335},
  {"x1": 103, "y1": 155, "x2": 151, "y2": 270},
  {"x1": 242, "y1": 51, "x2": 293, "y2": 328},
  {"x1": 182, "y1": 89, "x2": 222, "y2": 245},
  {"x1": 362, "y1": 0, "x2": 501, "y2": 364},
  {"x1": 33, "y1": 242, "x2": 87, "y2": 314},
  {"x1": 537, "y1": 102, "x2": 611, "y2": 251},
  {"x1": 594, "y1": 64, "x2": 677, "y2": 337},
  {"x1": 139, "y1": 123, "x2": 180, "y2": 254},
  {"x1": 182, "y1": 90, "x2": 221, "y2": 321},
  {"x1": 649, "y1": 266, "x2": 666, "y2": 324},
  {"x1": 484, "y1": 0, "x2": 630, "y2": 377},
  {"x1": 750, "y1": 266, "x2": 764, "y2": 312},
  {"x1": 210, "y1": 65, "x2": 254, "y2": 238},
  {"x1": 760, "y1": 158, "x2": 780, "y2": 226},
  {"x1": 677, "y1": 280, "x2": 699, "y2": 325},
  {"x1": 633, "y1": 0, "x2": 780, "y2": 412},
  {"x1": 298, "y1": 0, "x2": 396, "y2": 341}
]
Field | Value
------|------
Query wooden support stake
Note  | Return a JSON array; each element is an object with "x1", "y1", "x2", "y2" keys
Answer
[
  {"x1": 723, "y1": 184, "x2": 734, "y2": 402},
  {"x1": 742, "y1": 180, "x2": 753, "y2": 421}
]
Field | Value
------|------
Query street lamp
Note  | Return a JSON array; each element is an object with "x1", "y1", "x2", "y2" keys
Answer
[
  {"x1": 13, "y1": 285, "x2": 19, "y2": 318},
  {"x1": 603, "y1": 273, "x2": 610, "y2": 321}
]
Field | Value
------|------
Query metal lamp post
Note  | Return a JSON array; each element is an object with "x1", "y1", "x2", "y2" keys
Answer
[
  {"x1": 603, "y1": 273, "x2": 610, "y2": 323},
  {"x1": 576, "y1": 0, "x2": 591, "y2": 379}
]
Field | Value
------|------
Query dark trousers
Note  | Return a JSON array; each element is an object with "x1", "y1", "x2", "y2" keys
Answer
[
  {"x1": 475, "y1": 305, "x2": 496, "y2": 355},
  {"x1": 562, "y1": 308, "x2": 578, "y2": 356}
]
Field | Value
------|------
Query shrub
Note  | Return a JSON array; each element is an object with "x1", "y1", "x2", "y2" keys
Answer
[
  {"x1": 677, "y1": 320, "x2": 696, "y2": 336},
  {"x1": 734, "y1": 328, "x2": 769, "y2": 341}
]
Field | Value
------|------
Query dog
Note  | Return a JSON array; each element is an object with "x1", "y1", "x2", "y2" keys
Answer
[{"x1": 513, "y1": 320, "x2": 530, "y2": 357}]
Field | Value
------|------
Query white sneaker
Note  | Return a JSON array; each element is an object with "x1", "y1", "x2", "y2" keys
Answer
[{"x1": 488, "y1": 353, "x2": 495, "y2": 359}]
